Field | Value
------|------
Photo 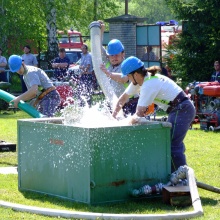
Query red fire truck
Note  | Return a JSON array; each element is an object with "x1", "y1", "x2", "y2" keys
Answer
[
  {"x1": 157, "y1": 20, "x2": 182, "y2": 58},
  {"x1": 57, "y1": 29, "x2": 83, "y2": 49}
]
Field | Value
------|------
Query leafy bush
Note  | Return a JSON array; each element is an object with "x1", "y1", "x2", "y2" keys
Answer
[{"x1": 165, "y1": 0, "x2": 220, "y2": 86}]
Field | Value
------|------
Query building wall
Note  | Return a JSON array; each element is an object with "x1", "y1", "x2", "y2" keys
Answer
[
  {"x1": 107, "y1": 20, "x2": 161, "y2": 67},
  {"x1": 109, "y1": 22, "x2": 137, "y2": 58}
]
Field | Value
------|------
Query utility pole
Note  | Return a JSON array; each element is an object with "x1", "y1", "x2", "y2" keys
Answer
[
  {"x1": 125, "y1": 0, "x2": 128, "y2": 15},
  {"x1": 93, "y1": 0, "x2": 98, "y2": 21}
]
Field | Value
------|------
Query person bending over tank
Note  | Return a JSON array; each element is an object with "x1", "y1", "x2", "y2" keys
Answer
[
  {"x1": 112, "y1": 56, "x2": 196, "y2": 172},
  {"x1": 8, "y1": 55, "x2": 60, "y2": 117}
]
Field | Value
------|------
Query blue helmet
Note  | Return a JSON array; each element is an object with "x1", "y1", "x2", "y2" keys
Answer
[
  {"x1": 107, "y1": 39, "x2": 124, "y2": 55},
  {"x1": 8, "y1": 55, "x2": 22, "y2": 72},
  {"x1": 121, "y1": 56, "x2": 144, "y2": 77}
]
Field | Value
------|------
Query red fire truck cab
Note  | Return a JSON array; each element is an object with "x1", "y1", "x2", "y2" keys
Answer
[
  {"x1": 157, "y1": 20, "x2": 182, "y2": 53},
  {"x1": 58, "y1": 29, "x2": 83, "y2": 49}
]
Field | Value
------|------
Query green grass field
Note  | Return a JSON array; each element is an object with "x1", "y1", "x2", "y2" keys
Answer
[{"x1": 0, "y1": 110, "x2": 219, "y2": 219}]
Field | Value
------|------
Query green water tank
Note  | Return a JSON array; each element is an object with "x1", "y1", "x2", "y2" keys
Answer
[{"x1": 18, "y1": 118, "x2": 171, "y2": 204}]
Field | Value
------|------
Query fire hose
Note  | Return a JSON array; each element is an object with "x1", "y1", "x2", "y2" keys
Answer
[
  {"x1": 0, "y1": 89, "x2": 43, "y2": 118},
  {"x1": 89, "y1": 21, "x2": 119, "y2": 110},
  {"x1": 0, "y1": 166, "x2": 204, "y2": 219}
]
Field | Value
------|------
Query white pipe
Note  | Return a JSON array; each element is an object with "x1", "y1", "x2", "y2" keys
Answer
[
  {"x1": 89, "y1": 21, "x2": 118, "y2": 109},
  {"x1": 0, "y1": 166, "x2": 203, "y2": 219},
  {"x1": 186, "y1": 166, "x2": 204, "y2": 217}
]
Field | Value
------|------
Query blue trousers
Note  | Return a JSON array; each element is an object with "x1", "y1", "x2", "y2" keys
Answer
[
  {"x1": 38, "y1": 90, "x2": 60, "y2": 117},
  {"x1": 168, "y1": 99, "x2": 195, "y2": 172}
]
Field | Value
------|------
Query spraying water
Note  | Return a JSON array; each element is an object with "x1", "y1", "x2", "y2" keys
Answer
[
  {"x1": 61, "y1": 101, "x2": 125, "y2": 127},
  {"x1": 89, "y1": 21, "x2": 119, "y2": 110},
  {"x1": 61, "y1": 99, "x2": 161, "y2": 128},
  {"x1": 59, "y1": 21, "x2": 160, "y2": 127}
]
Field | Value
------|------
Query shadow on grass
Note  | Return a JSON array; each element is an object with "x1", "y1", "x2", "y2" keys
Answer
[
  {"x1": 20, "y1": 190, "x2": 191, "y2": 214},
  {"x1": 0, "y1": 162, "x2": 18, "y2": 166},
  {"x1": 200, "y1": 196, "x2": 219, "y2": 206},
  {"x1": 0, "y1": 111, "x2": 17, "y2": 116},
  {"x1": 0, "y1": 110, "x2": 30, "y2": 119},
  {"x1": 0, "y1": 151, "x2": 17, "y2": 167}
]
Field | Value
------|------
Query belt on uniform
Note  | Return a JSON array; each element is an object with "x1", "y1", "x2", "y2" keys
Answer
[
  {"x1": 166, "y1": 91, "x2": 189, "y2": 114},
  {"x1": 33, "y1": 86, "x2": 56, "y2": 107},
  {"x1": 38, "y1": 86, "x2": 56, "y2": 100}
]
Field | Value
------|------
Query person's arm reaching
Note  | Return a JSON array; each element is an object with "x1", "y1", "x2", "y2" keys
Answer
[
  {"x1": 128, "y1": 106, "x2": 148, "y2": 124},
  {"x1": 112, "y1": 93, "x2": 130, "y2": 118},
  {"x1": 10, "y1": 85, "x2": 38, "y2": 108},
  {"x1": 100, "y1": 64, "x2": 129, "y2": 83}
]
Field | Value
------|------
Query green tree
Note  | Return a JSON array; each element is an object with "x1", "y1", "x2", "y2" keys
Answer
[
  {"x1": 165, "y1": 0, "x2": 220, "y2": 85},
  {"x1": 0, "y1": 0, "x2": 119, "y2": 58},
  {"x1": 0, "y1": 0, "x2": 46, "y2": 56},
  {"x1": 0, "y1": 0, "x2": 182, "y2": 64},
  {"x1": 63, "y1": 0, "x2": 119, "y2": 35},
  {"x1": 116, "y1": 0, "x2": 175, "y2": 24}
]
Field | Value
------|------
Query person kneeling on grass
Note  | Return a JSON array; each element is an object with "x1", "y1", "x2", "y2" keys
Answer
[
  {"x1": 112, "y1": 56, "x2": 196, "y2": 172},
  {"x1": 8, "y1": 55, "x2": 60, "y2": 117}
]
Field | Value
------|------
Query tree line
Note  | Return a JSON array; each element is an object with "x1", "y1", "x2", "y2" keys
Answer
[
  {"x1": 1, "y1": 0, "x2": 219, "y2": 85},
  {"x1": 0, "y1": 0, "x2": 173, "y2": 57},
  {"x1": 165, "y1": 0, "x2": 220, "y2": 85}
]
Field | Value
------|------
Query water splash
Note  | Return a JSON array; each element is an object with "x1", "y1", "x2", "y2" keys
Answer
[
  {"x1": 60, "y1": 99, "x2": 142, "y2": 128},
  {"x1": 61, "y1": 102, "x2": 84, "y2": 125}
]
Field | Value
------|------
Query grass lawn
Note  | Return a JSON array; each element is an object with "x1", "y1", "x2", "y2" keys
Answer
[{"x1": 0, "y1": 110, "x2": 219, "y2": 219}]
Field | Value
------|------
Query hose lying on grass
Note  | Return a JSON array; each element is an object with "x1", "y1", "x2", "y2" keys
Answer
[
  {"x1": 0, "y1": 166, "x2": 204, "y2": 220},
  {"x1": 196, "y1": 181, "x2": 220, "y2": 194}
]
